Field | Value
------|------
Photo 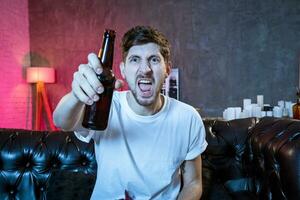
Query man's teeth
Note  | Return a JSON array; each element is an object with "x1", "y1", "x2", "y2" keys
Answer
[{"x1": 139, "y1": 80, "x2": 151, "y2": 84}]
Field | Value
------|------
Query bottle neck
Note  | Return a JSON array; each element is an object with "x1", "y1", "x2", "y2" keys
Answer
[{"x1": 99, "y1": 30, "x2": 115, "y2": 69}]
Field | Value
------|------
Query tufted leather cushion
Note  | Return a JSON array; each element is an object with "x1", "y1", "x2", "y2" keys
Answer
[
  {"x1": 278, "y1": 129, "x2": 300, "y2": 200},
  {"x1": 202, "y1": 117, "x2": 300, "y2": 199},
  {"x1": 247, "y1": 118, "x2": 300, "y2": 200},
  {"x1": 0, "y1": 129, "x2": 96, "y2": 200},
  {"x1": 201, "y1": 118, "x2": 257, "y2": 199}
]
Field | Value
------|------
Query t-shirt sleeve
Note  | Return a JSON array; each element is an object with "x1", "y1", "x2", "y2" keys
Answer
[
  {"x1": 74, "y1": 130, "x2": 96, "y2": 143},
  {"x1": 185, "y1": 113, "x2": 208, "y2": 160}
]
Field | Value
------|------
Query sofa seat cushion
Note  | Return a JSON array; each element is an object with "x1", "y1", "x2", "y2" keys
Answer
[
  {"x1": 46, "y1": 170, "x2": 96, "y2": 200},
  {"x1": 229, "y1": 191, "x2": 258, "y2": 200}
]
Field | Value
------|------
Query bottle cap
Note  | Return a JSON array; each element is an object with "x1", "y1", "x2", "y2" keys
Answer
[{"x1": 104, "y1": 29, "x2": 116, "y2": 37}]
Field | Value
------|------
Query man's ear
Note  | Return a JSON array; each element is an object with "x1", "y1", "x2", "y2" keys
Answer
[
  {"x1": 165, "y1": 61, "x2": 172, "y2": 78},
  {"x1": 120, "y1": 62, "x2": 126, "y2": 79}
]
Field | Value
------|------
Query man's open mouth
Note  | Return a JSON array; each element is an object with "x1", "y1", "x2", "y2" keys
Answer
[{"x1": 138, "y1": 78, "x2": 153, "y2": 97}]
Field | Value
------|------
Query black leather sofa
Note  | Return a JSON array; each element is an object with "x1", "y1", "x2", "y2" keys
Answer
[
  {"x1": 202, "y1": 117, "x2": 300, "y2": 200},
  {"x1": 0, "y1": 130, "x2": 97, "y2": 200},
  {"x1": 0, "y1": 117, "x2": 299, "y2": 199}
]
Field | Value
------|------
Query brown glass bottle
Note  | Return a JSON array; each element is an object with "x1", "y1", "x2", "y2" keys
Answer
[
  {"x1": 82, "y1": 29, "x2": 116, "y2": 130},
  {"x1": 293, "y1": 91, "x2": 300, "y2": 120}
]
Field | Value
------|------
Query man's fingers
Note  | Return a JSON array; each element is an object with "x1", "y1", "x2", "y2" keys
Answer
[
  {"x1": 72, "y1": 53, "x2": 123, "y2": 105},
  {"x1": 114, "y1": 79, "x2": 124, "y2": 90},
  {"x1": 73, "y1": 72, "x2": 98, "y2": 101},
  {"x1": 78, "y1": 64, "x2": 102, "y2": 93},
  {"x1": 71, "y1": 78, "x2": 93, "y2": 105},
  {"x1": 87, "y1": 53, "x2": 102, "y2": 74}
]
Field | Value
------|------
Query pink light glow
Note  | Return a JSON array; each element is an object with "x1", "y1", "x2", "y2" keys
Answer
[
  {"x1": 0, "y1": 0, "x2": 31, "y2": 129},
  {"x1": 26, "y1": 67, "x2": 56, "y2": 83}
]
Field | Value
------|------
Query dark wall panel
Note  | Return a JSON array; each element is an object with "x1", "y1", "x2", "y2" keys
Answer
[{"x1": 29, "y1": 0, "x2": 300, "y2": 117}]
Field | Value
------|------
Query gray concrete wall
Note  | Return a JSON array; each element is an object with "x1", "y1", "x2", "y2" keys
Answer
[{"x1": 29, "y1": 0, "x2": 300, "y2": 117}]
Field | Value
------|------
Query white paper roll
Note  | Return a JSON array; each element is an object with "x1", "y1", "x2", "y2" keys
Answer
[
  {"x1": 226, "y1": 107, "x2": 236, "y2": 120},
  {"x1": 285, "y1": 101, "x2": 292, "y2": 117},
  {"x1": 223, "y1": 109, "x2": 227, "y2": 119},
  {"x1": 273, "y1": 106, "x2": 283, "y2": 118},
  {"x1": 235, "y1": 107, "x2": 242, "y2": 119},
  {"x1": 245, "y1": 105, "x2": 253, "y2": 117},
  {"x1": 253, "y1": 106, "x2": 262, "y2": 118},
  {"x1": 289, "y1": 103, "x2": 295, "y2": 118},
  {"x1": 285, "y1": 101, "x2": 292, "y2": 109},
  {"x1": 240, "y1": 110, "x2": 250, "y2": 119},
  {"x1": 267, "y1": 111, "x2": 273, "y2": 117},
  {"x1": 257, "y1": 95, "x2": 264, "y2": 108},
  {"x1": 243, "y1": 99, "x2": 252, "y2": 110},
  {"x1": 278, "y1": 100, "x2": 284, "y2": 108},
  {"x1": 251, "y1": 104, "x2": 259, "y2": 117},
  {"x1": 239, "y1": 111, "x2": 246, "y2": 119}
]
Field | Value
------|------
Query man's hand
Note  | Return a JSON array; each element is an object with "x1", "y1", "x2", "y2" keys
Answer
[
  {"x1": 53, "y1": 52, "x2": 123, "y2": 130},
  {"x1": 72, "y1": 53, "x2": 123, "y2": 105},
  {"x1": 177, "y1": 155, "x2": 203, "y2": 200}
]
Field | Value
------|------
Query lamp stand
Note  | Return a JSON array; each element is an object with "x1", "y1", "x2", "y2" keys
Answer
[{"x1": 35, "y1": 81, "x2": 57, "y2": 131}]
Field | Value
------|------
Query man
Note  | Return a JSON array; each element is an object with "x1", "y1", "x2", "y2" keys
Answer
[{"x1": 53, "y1": 25, "x2": 207, "y2": 200}]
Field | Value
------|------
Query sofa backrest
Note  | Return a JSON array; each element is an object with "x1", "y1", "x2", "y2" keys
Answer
[
  {"x1": 0, "y1": 129, "x2": 96, "y2": 200},
  {"x1": 202, "y1": 117, "x2": 300, "y2": 200},
  {"x1": 202, "y1": 117, "x2": 257, "y2": 199},
  {"x1": 246, "y1": 117, "x2": 300, "y2": 200}
]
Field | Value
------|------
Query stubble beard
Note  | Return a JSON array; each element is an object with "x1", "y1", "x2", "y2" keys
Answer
[{"x1": 128, "y1": 79, "x2": 164, "y2": 107}]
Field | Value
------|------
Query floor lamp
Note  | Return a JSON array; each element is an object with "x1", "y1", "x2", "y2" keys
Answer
[{"x1": 26, "y1": 67, "x2": 57, "y2": 131}]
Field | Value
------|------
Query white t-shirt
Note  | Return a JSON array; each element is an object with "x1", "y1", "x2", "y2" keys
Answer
[{"x1": 75, "y1": 91, "x2": 207, "y2": 200}]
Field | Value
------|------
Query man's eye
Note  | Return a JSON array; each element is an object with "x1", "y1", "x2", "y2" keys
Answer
[
  {"x1": 130, "y1": 57, "x2": 139, "y2": 63},
  {"x1": 150, "y1": 57, "x2": 160, "y2": 64}
]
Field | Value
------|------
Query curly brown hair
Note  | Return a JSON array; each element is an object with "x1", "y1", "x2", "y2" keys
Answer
[{"x1": 121, "y1": 26, "x2": 171, "y2": 63}]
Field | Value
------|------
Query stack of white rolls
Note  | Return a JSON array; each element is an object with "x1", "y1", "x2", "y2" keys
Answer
[{"x1": 223, "y1": 95, "x2": 294, "y2": 120}]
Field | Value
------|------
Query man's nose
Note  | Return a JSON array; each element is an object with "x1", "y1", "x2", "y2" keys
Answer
[{"x1": 139, "y1": 61, "x2": 152, "y2": 74}]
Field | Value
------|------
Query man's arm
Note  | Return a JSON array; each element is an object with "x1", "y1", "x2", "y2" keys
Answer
[
  {"x1": 177, "y1": 155, "x2": 203, "y2": 200},
  {"x1": 53, "y1": 92, "x2": 86, "y2": 131}
]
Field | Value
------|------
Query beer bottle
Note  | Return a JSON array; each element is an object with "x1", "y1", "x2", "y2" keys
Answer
[
  {"x1": 293, "y1": 89, "x2": 300, "y2": 120},
  {"x1": 82, "y1": 29, "x2": 116, "y2": 130}
]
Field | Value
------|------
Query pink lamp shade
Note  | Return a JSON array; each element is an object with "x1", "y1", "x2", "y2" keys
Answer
[{"x1": 26, "y1": 67, "x2": 55, "y2": 83}]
